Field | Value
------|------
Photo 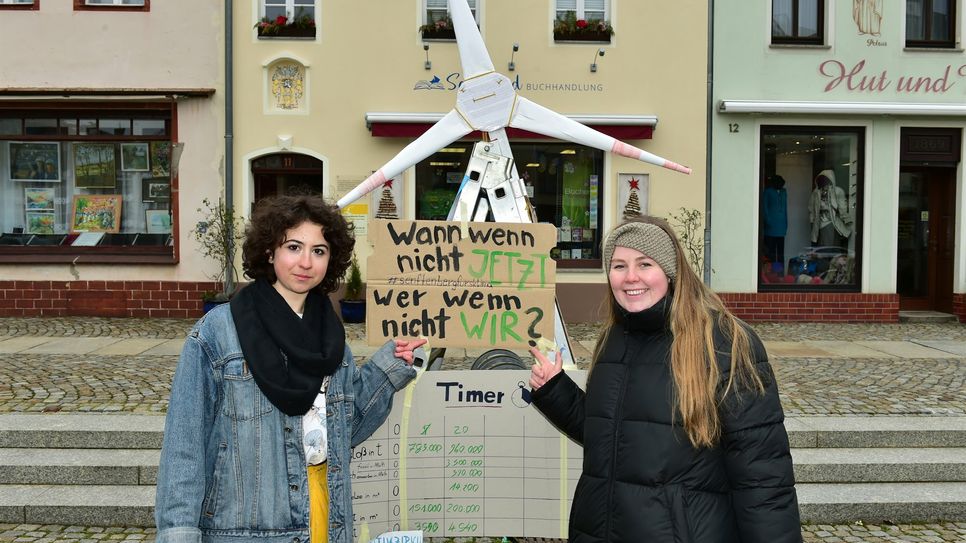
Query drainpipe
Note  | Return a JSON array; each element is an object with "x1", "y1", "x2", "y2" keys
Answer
[
  {"x1": 703, "y1": 0, "x2": 714, "y2": 285},
  {"x1": 225, "y1": 0, "x2": 236, "y2": 294}
]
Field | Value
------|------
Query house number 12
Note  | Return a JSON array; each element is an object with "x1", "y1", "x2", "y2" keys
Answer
[{"x1": 728, "y1": 123, "x2": 740, "y2": 133}]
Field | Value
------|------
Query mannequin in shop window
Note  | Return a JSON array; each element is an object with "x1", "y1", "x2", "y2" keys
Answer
[
  {"x1": 808, "y1": 169, "x2": 851, "y2": 247},
  {"x1": 761, "y1": 174, "x2": 788, "y2": 273}
]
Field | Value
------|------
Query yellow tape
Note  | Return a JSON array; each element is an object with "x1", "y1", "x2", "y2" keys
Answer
[
  {"x1": 358, "y1": 523, "x2": 369, "y2": 543},
  {"x1": 560, "y1": 434, "x2": 568, "y2": 537},
  {"x1": 398, "y1": 339, "x2": 427, "y2": 531}
]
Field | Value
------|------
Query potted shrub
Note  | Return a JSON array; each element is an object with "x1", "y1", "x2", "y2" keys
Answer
[
  {"x1": 419, "y1": 14, "x2": 456, "y2": 40},
  {"x1": 339, "y1": 256, "x2": 366, "y2": 323},
  {"x1": 255, "y1": 7, "x2": 316, "y2": 38},
  {"x1": 191, "y1": 198, "x2": 245, "y2": 313}
]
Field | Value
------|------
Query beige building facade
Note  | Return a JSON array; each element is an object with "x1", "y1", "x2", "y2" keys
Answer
[{"x1": 235, "y1": 0, "x2": 708, "y2": 322}]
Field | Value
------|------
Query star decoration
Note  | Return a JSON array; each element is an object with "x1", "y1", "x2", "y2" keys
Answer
[
  {"x1": 382, "y1": 178, "x2": 394, "y2": 189},
  {"x1": 628, "y1": 177, "x2": 640, "y2": 190}
]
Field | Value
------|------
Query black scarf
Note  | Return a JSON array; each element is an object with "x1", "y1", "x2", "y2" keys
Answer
[{"x1": 230, "y1": 278, "x2": 345, "y2": 416}]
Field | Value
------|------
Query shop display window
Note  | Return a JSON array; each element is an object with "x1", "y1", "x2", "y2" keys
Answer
[
  {"x1": 0, "y1": 107, "x2": 174, "y2": 262},
  {"x1": 771, "y1": 0, "x2": 824, "y2": 45},
  {"x1": 414, "y1": 141, "x2": 604, "y2": 268},
  {"x1": 758, "y1": 126, "x2": 863, "y2": 290}
]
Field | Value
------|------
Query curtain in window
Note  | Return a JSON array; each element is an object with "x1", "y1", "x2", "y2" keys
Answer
[
  {"x1": 425, "y1": 0, "x2": 475, "y2": 23},
  {"x1": 773, "y1": 0, "x2": 792, "y2": 36},
  {"x1": 931, "y1": 0, "x2": 950, "y2": 40},
  {"x1": 798, "y1": 0, "x2": 819, "y2": 37},
  {"x1": 584, "y1": 0, "x2": 605, "y2": 20}
]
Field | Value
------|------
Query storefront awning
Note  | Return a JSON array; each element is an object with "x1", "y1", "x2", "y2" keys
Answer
[
  {"x1": 366, "y1": 112, "x2": 656, "y2": 139},
  {"x1": 719, "y1": 100, "x2": 966, "y2": 116}
]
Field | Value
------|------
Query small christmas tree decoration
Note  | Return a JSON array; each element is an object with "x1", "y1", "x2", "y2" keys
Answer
[
  {"x1": 374, "y1": 179, "x2": 399, "y2": 219},
  {"x1": 623, "y1": 177, "x2": 642, "y2": 219}
]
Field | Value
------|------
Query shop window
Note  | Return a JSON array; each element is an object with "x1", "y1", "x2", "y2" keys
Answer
[
  {"x1": 414, "y1": 142, "x2": 604, "y2": 268},
  {"x1": 0, "y1": 0, "x2": 38, "y2": 11},
  {"x1": 772, "y1": 0, "x2": 824, "y2": 45},
  {"x1": 258, "y1": 0, "x2": 316, "y2": 38},
  {"x1": 758, "y1": 127, "x2": 863, "y2": 290},
  {"x1": 0, "y1": 108, "x2": 174, "y2": 263},
  {"x1": 74, "y1": 0, "x2": 149, "y2": 10},
  {"x1": 906, "y1": 0, "x2": 956, "y2": 48},
  {"x1": 421, "y1": 0, "x2": 477, "y2": 40},
  {"x1": 554, "y1": 0, "x2": 612, "y2": 42}
]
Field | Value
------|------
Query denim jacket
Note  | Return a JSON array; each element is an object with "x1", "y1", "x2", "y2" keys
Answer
[{"x1": 155, "y1": 304, "x2": 417, "y2": 543}]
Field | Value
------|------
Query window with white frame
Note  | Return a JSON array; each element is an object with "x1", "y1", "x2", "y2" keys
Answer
[
  {"x1": 772, "y1": 0, "x2": 825, "y2": 45},
  {"x1": 423, "y1": 0, "x2": 478, "y2": 26},
  {"x1": 262, "y1": 0, "x2": 315, "y2": 21},
  {"x1": 906, "y1": 0, "x2": 957, "y2": 48},
  {"x1": 0, "y1": 0, "x2": 35, "y2": 5},
  {"x1": 555, "y1": 0, "x2": 608, "y2": 22}
]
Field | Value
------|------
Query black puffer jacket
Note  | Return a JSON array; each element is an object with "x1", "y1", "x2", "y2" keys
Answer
[{"x1": 532, "y1": 299, "x2": 801, "y2": 542}]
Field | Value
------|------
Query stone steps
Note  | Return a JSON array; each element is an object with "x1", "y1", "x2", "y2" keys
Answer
[{"x1": 1, "y1": 414, "x2": 966, "y2": 526}]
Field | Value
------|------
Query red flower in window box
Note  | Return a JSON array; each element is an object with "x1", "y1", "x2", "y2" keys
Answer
[
  {"x1": 553, "y1": 13, "x2": 613, "y2": 42},
  {"x1": 254, "y1": 9, "x2": 316, "y2": 38}
]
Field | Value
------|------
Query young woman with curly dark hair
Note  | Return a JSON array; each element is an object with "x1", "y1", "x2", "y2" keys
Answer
[{"x1": 156, "y1": 194, "x2": 426, "y2": 543}]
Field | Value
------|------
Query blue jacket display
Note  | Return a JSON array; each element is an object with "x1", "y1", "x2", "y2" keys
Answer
[
  {"x1": 762, "y1": 186, "x2": 788, "y2": 238},
  {"x1": 155, "y1": 304, "x2": 416, "y2": 543}
]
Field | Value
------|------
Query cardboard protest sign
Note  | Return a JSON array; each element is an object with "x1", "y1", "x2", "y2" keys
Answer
[{"x1": 367, "y1": 219, "x2": 556, "y2": 349}]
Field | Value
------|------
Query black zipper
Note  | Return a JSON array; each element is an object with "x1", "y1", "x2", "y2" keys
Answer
[{"x1": 604, "y1": 328, "x2": 632, "y2": 541}]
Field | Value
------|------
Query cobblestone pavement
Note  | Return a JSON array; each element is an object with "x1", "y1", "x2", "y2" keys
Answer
[
  {"x1": 1, "y1": 352, "x2": 963, "y2": 416},
  {"x1": 1, "y1": 318, "x2": 964, "y2": 343},
  {"x1": 3, "y1": 523, "x2": 966, "y2": 543}
]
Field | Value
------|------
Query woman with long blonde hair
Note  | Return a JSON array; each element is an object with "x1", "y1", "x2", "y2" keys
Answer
[{"x1": 530, "y1": 216, "x2": 801, "y2": 542}]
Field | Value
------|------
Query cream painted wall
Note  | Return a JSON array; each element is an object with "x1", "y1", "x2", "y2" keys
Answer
[
  {"x1": 0, "y1": 0, "x2": 226, "y2": 283},
  {"x1": 234, "y1": 0, "x2": 708, "y2": 285}
]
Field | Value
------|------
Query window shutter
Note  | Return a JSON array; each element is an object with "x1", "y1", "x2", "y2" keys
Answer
[{"x1": 556, "y1": 0, "x2": 577, "y2": 10}]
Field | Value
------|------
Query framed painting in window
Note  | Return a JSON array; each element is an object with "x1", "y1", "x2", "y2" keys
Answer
[
  {"x1": 141, "y1": 177, "x2": 170, "y2": 202},
  {"x1": 26, "y1": 212, "x2": 56, "y2": 234},
  {"x1": 120, "y1": 142, "x2": 150, "y2": 172},
  {"x1": 8, "y1": 142, "x2": 61, "y2": 182},
  {"x1": 150, "y1": 141, "x2": 171, "y2": 177},
  {"x1": 145, "y1": 209, "x2": 172, "y2": 234},
  {"x1": 70, "y1": 194, "x2": 122, "y2": 233},
  {"x1": 24, "y1": 187, "x2": 56, "y2": 211},
  {"x1": 73, "y1": 143, "x2": 117, "y2": 189}
]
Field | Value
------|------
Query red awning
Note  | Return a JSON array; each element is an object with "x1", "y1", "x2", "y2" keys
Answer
[{"x1": 370, "y1": 122, "x2": 653, "y2": 140}]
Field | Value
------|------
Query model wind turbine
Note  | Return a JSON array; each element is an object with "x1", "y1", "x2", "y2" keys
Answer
[{"x1": 337, "y1": 0, "x2": 690, "y2": 211}]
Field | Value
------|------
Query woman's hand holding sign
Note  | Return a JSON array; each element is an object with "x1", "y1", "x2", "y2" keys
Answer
[
  {"x1": 394, "y1": 338, "x2": 429, "y2": 365},
  {"x1": 528, "y1": 346, "x2": 562, "y2": 390}
]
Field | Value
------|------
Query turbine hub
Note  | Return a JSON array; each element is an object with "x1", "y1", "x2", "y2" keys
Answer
[{"x1": 454, "y1": 72, "x2": 517, "y2": 133}]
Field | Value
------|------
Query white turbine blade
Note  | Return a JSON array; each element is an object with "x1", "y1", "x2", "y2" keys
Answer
[
  {"x1": 510, "y1": 97, "x2": 692, "y2": 175},
  {"x1": 449, "y1": 0, "x2": 494, "y2": 78},
  {"x1": 337, "y1": 110, "x2": 472, "y2": 208}
]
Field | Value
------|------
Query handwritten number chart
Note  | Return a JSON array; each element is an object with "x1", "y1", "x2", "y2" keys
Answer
[{"x1": 350, "y1": 370, "x2": 586, "y2": 541}]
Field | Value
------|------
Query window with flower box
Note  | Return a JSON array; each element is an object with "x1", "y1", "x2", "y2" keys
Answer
[
  {"x1": 420, "y1": 0, "x2": 478, "y2": 40},
  {"x1": 0, "y1": 104, "x2": 176, "y2": 263},
  {"x1": 906, "y1": 0, "x2": 957, "y2": 48},
  {"x1": 257, "y1": 0, "x2": 316, "y2": 38},
  {"x1": 554, "y1": 0, "x2": 612, "y2": 42},
  {"x1": 0, "y1": 0, "x2": 37, "y2": 11},
  {"x1": 74, "y1": 0, "x2": 149, "y2": 11},
  {"x1": 414, "y1": 141, "x2": 605, "y2": 268},
  {"x1": 771, "y1": 0, "x2": 824, "y2": 45}
]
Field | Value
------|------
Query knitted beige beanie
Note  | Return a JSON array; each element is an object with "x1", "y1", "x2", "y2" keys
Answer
[{"x1": 601, "y1": 222, "x2": 677, "y2": 279}]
